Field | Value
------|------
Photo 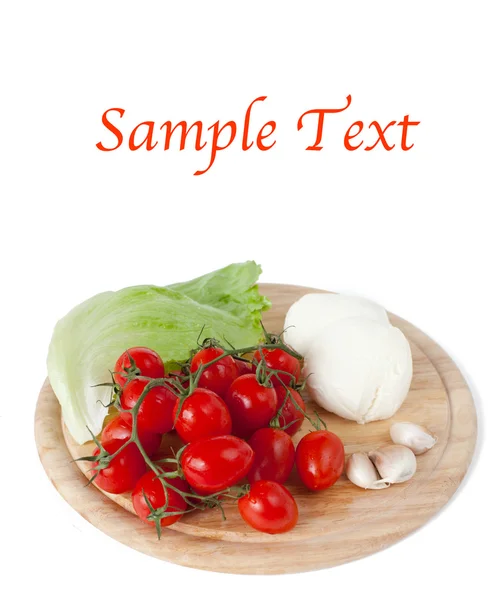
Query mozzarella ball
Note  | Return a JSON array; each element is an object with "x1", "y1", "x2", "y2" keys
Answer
[
  {"x1": 284, "y1": 293, "x2": 389, "y2": 356},
  {"x1": 304, "y1": 317, "x2": 412, "y2": 423}
]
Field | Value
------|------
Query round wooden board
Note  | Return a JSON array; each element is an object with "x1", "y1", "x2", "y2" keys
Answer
[{"x1": 35, "y1": 283, "x2": 477, "y2": 573}]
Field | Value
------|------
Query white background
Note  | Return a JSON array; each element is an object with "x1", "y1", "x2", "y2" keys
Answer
[{"x1": 1, "y1": 1, "x2": 495, "y2": 598}]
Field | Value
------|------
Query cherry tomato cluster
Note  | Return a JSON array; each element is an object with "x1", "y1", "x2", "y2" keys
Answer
[{"x1": 84, "y1": 335, "x2": 345, "y2": 538}]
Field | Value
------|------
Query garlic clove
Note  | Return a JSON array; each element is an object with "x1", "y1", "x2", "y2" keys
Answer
[
  {"x1": 346, "y1": 452, "x2": 390, "y2": 490},
  {"x1": 390, "y1": 422, "x2": 437, "y2": 455},
  {"x1": 368, "y1": 444, "x2": 417, "y2": 484}
]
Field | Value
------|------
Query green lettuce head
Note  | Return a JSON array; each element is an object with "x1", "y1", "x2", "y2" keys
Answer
[{"x1": 47, "y1": 261, "x2": 270, "y2": 443}]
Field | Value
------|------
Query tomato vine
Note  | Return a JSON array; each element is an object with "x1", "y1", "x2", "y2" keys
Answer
[{"x1": 78, "y1": 327, "x2": 322, "y2": 538}]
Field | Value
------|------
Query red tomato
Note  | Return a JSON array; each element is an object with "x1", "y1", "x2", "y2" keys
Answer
[
  {"x1": 253, "y1": 348, "x2": 301, "y2": 387},
  {"x1": 173, "y1": 388, "x2": 232, "y2": 443},
  {"x1": 180, "y1": 435, "x2": 254, "y2": 494},
  {"x1": 238, "y1": 480, "x2": 298, "y2": 534},
  {"x1": 120, "y1": 377, "x2": 178, "y2": 434},
  {"x1": 91, "y1": 446, "x2": 146, "y2": 494},
  {"x1": 274, "y1": 387, "x2": 306, "y2": 436},
  {"x1": 191, "y1": 347, "x2": 238, "y2": 397},
  {"x1": 167, "y1": 478, "x2": 190, "y2": 496},
  {"x1": 100, "y1": 414, "x2": 162, "y2": 456},
  {"x1": 247, "y1": 428, "x2": 295, "y2": 484},
  {"x1": 114, "y1": 347, "x2": 164, "y2": 387},
  {"x1": 132, "y1": 471, "x2": 187, "y2": 528},
  {"x1": 296, "y1": 430, "x2": 345, "y2": 491},
  {"x1": 235, "y1": 358, "x2": 254, "y2": 376},
  {"x1": 225, "y1": 374, "x2": 278, "y2": 437}
]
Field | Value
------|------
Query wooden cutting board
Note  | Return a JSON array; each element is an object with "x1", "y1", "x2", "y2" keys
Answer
[{"x1": 35, "y1": 283, "x2": 477, "y2": 573}]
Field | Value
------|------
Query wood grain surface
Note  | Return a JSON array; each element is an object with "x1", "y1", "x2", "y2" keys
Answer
[{"x1": 34, "y1": 283, "x2": 477, "y2": 573}]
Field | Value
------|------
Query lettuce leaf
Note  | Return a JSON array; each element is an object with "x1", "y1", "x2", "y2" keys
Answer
[{"x1": 47, "y1": 261, "x2": 270, "y2": 444}]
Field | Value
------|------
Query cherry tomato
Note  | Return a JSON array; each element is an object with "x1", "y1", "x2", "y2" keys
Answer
[
  {"x1": 120, "y1": 377, "x2": 178, "y2": 434},
  {"x1": 114, "y1": 347, "x2": 164, "y2": 387},
  {"x1": 191, "y1": 347, "x2": 238, "y2": 397},
  {"x1": 100, "y1": 414, "x2": 162, "y2": 456},
  {"x1": 295, "y1": 430, "x2": 345, "y2": 491},
  {"x1": 180, "y1": 435, "x2": 254, "y2": 494},
  {"x1": 91, "y1": 446, "x2": 146, "y2": 494},
  {"x1": 238, "y1": 480, "x2": 298, "y2": 534},
  {"x1": 132, "y1": 471, "x2": 187, "y2": 528},
  {"x1": 225, "y1": 374, "x2": 278, "y2": 437},
  {"x1": 247, "y1": 428, "x2": 295, "y2": 484},
  {"x1": 173, "y1": 388, "x2": 232, "y2": 443},
  {"x1": 235, "y1": 358, "x2": 255, "y2": 376},
  {"x1": 274, "y1": 387, "x2": 306, "y2": 436},
  {"x1": 253, "y1": 348, "x2": 301, "y2": 387}
]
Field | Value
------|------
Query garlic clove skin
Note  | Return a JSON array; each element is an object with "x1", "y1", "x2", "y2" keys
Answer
[
  {"x1": 368, "y1": 445, "x2": 417, "y2": 484},
  {"x1": 346, "y1": 452, "x2": 390, "y2": 490},
  {"x1": 390, "y1": 422, "x2": 437, "y2": 455}
]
